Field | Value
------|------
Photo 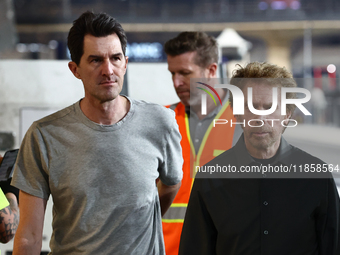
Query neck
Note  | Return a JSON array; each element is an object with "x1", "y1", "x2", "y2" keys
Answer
[
  {"x1": 193, "y1": 88, "x2": 226, "y2": 120},
  {"x1": 80, "y1": 95, "x2": 130, "y2": 125}
]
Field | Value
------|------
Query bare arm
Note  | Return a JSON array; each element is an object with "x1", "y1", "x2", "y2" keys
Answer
[
  {"x1": 157, "y1": 180, "x2": 181, "y2": 217},
  {"x1": 13, "y1": 190, "x2": 47, "y2": 255},
  {"x1": 0, "y1": 155, "x2": 20, "y2": 243},
  {"x1": 0, "y1": 192, "x2": 19, "y2": 243}
]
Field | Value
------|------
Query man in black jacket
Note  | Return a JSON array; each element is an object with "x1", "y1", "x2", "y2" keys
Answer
[{"x1": 179, "y1": 62, "x2": 340, "y2": 255}]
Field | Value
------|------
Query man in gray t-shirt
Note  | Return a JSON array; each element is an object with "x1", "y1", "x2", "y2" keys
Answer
[{"x1": 11, "y1": 11, "x2": 183, "y2": 255}]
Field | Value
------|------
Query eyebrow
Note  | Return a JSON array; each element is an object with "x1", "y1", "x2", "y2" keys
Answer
[{"x1": 87, "y1": 53, "x2": 123, "y2": 61}]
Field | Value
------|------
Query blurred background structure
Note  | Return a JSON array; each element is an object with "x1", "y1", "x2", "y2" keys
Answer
[
  {"x1": 3, "y1": 0, "x2": 340, "y2": 68},
  {"x1": 1, "y1": 0, "x2": 340, "y2": 253},
  {"x1": 1, "y1": 0, "x2": 340, "y2": 118}
]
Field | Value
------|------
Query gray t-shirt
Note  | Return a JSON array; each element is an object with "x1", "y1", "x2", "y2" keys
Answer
[{"x1": 12, "y1": 97, "x2": 183, "y2": 255}]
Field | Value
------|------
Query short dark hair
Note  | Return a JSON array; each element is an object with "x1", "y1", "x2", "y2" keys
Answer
[
  {"x1": 67, "y1": 11, "x2": 127, "y2": 65},
  {"x1": 229, "y1": 62, "x2": 297, "y2": 114},
  {"x1": 164, "y1": 31, "x2": 218, "y2": 68}
]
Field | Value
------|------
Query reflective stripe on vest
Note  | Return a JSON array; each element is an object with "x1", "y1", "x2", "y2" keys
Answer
[
  {"x1": 162, "y1": 203, "x2": 187, "y2": 223},
  {"x1": 193, "y1": 100, "x2": 236, "y2": 178}
]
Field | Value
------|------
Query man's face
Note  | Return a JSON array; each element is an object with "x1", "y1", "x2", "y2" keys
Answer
[
  {"x1": 69, "y1": 33, "x2": 128, "y2": 104},
  {"x1": 235, "y1": 83, "x2": 291, "y2": 157},
  {"x1": 167, "y1": 51, "x2": 208, "y2": 107}
]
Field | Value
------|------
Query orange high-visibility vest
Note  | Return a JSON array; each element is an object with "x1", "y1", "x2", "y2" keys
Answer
[{"x1": 162, "y1": 101, "x2": 236, "y2": 255}]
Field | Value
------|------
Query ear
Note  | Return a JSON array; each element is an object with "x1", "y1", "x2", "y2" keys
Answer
[
  {"x1": 123, "y1": 56, "x2": 128, "y2": 75},
  {"x1": 283, "y1": 110, "x2": 292, "y2": 126},
  {"x1": 234, "y1": 114, "x2": 244, "y2": 129},
  {"x1": 207, "y1": 63, "x2": 218, "y2": 78},
  {"x1": 68, "y1": 61, "x2": 81, "y2": 79}
]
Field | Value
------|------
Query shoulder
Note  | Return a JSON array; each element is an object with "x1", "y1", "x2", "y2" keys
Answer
[
  {"x1": 33, "y1": 103, "x2": 75, "y2": 127},
  {"x1": 131, "y1": 97, "x2": 172, "y2": 113},
  {"x1": 195, "y1": 146, "x2": 238, "y2": 179},
  {"x1": 27, "y1": 103, "x2": 77, "y2": 135},
  {"x1": 281, "y1": 143, "x2": 334, "y2": 178},
  {"x1": 165, "y1": 102, "x2": 180, "y2": 111},
  {"x1": 208, "y1": 146, "x2": 237, "y2": 165},
  {"x1": 285, "y1": 144, "x2": 326, "y2": 165},
  {"x1": 130, "y1": 97, "x2": 176, "y2": 125}
]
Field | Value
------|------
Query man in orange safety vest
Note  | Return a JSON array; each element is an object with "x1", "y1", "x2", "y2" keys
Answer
[{"x1": 162, "y1": 31, "x2": 242, "y2": 255}]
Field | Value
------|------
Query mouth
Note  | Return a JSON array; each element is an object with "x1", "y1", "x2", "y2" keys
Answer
[
  {"x1": 251, "y1": 131, "x2": 270, "y2": 137},
  {"x1": 99, "y1": 80, "x2": 117, "y2": 86},
  {"x1": 176, "y1": 90, "x2": 190, "y2": 96},
  {"x1": 178, "y1": 92, "x2": 189, "y2": 96}
]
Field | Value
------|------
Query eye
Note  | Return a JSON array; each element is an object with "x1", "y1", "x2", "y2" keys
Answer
[
  {"x1": 91, "y1": 58, "x2": 101, "y2": 63},
  {"x1": 181, "y1": 71, "x2": 191, "y2": 76},
  {"x1": 112, "y1": 55, "x2": 121, "y2": 61}
]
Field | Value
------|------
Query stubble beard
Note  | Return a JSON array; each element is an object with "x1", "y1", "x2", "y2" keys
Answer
[{"x1": 96, "y1": 80, "x2": 123, "y2": 104}]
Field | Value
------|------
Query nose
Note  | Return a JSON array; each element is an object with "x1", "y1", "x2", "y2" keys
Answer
[
  {"x1": 172, "y1": 73, "x2": 184, "y2": 88},
  {"x1": 102, "y1": 59, "x2": 114, "y2": 77}
]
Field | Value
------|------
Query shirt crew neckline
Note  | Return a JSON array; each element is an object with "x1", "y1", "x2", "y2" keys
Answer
[{"x1": 75, "y1": 95, "x2": 134, "y2": 132}]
